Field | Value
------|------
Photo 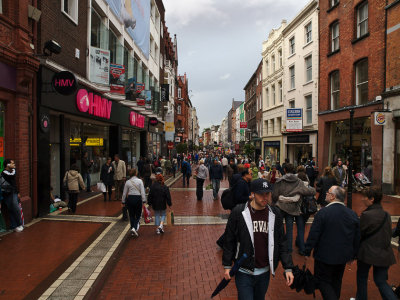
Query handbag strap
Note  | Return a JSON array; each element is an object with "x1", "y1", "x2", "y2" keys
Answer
[{"x1": 360, "y1": 212, "x2": 388, "y2": 243}]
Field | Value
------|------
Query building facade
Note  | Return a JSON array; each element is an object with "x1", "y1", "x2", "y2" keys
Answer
[
  {"x1": 282, "y1": 0, "x2": 319, "y2": 167},
  {"x1": 318, "y1": 0, "x2": 385, "y2": 185}
]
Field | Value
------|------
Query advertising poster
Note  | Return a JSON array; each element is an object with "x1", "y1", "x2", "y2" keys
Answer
[
  {"x1": 161, "y1": 84, "x2": 169, "y2": 102},
  {"x1": 110, "y1": 64, "x2": 126, "y2": 94},
  {"x1": 286, "y1": 108, "x2": 303, "y2": 132},
  {"x1": 164, "y1": 111, "x2": 175, "y2": 142},
  {"x1": 105, "y1": 0, "x2": 150, "y2": 59},
  {"x1": 90, "y1": 47, "x2": 110, "y2": 85},
  {"x1": 145, "y1": 90, "x2": 152, "y2": 110}
]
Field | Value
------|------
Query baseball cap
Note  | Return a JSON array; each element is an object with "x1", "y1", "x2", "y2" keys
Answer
[{"x1": 251, "y1": 178, "x2": 273, "y2": 194}]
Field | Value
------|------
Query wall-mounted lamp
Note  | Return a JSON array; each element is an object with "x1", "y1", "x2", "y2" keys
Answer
[{"x1": 43, "y1": 40, "x2": 62, "y2": 56}]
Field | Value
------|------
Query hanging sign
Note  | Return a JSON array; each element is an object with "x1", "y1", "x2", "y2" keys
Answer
[
  {"x1": 109, "y1": 64, "x2": 125, "y2": 94},
  {"x1": 374, "y1": 112, "x2": 386, "y2": 125},
  {"x1": 136, "y1": 98, "x2": 145, "y2": 106},
  {"x1": 135, "y1": 82, "x2": 145, "y2": 93},
  {"x1": 286, "y1": 108, "x2": 303, "y2": 132},
  {"x1": 40, "y1": 113, "x2": 51, "y2": 133},
  {"x1": 240, "y1": 122, "x2": 247, "y2": 129},
  {"x1": 149, "y1": 117, "x2": 159, "y2": 126},
  {"x1": 145, "y1": 90, "x2": 152, "y2": 110},
  {"x1": 52, "y1": 71, "x2": 77, "y2": 95},
  {"x1": 167, "y1": 142, "x2": 174, "y2": 149},
  {"x1": 175, "y1": 137, "x2": 181, "y2": 143}
]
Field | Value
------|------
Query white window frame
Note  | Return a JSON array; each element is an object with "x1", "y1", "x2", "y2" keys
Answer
[
  {"x1": 305, "y1": 55, "x2": 312, "y2": 83},
  {"x1": 289, "y1": 37, "x2": 295, "y2": 55},
  {"x1": 330, "y1": 71, "x2": 340, "y2": 109},
  {"x1": 278, "y1": 49, "x2": 282, "y2": 67},
  {"x1": 266, "y1": 87, "x2": 269, "y2": 107},
  {"x1": 289, "y1": 66, "x2": 295, "y2": 89},
  {"x1": 331, "y1": 22, "x2": 339, "y2": 52},
  {"x1": 305, "y1": 95, "x2": 312, "y2": 124},
  {"x1": 305, "y1": 22, "x2": 312, "y2": 44},
  {"x1": 355, "y1": 59, "x2": 368, "y2": 105},
  {"x1": 272, "y1": 84, "x2": 276, "y2": 106},
  {"x1": 178, "y1": 88, "x2": 182, "y2": 99},
  {"x1": 331, "y1": 0, "x2": 339, "y2": 7},
  {"x1": 289, "y1": 100, "x2": 295, "y2": 108},
  {"x1": 357, "y1": 2, "x2": 368, "y2": 38},
  {"x1": 278, "y1": 81, "x2": 282, "y2": 103},
  {"x1": 265, "y1": 59, "x2": 269, "y2": 76},
  {"x1": 61, "y1": 0, "x2": 78, "y2": 25},
  {"x1": 177, "y1": 104, "x2": 182, "y2": 115}
]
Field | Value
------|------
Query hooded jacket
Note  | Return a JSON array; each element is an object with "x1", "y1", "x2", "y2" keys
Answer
[
  {"x1": 147, "y1": 181, "x2": 172, "y2": 211},
  {"x1": 223, "y1": 203, "x2": 294, "y2": 275},
  {"x1": 1, "y1": 169, "x2": 18, "y2": 194},
  {"x1": 272, "y1": 174, "x2": 316, "y2": 205},
  {"x1": 63, "y1": 170, "x2": 85, "y2": 193}
]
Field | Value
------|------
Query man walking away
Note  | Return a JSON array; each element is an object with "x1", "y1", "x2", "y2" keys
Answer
[
  {"x1": 181, "y1": 158, "x2": 191, "y2": 187},
  {"x1": 81, "y1": 151, "x2": 93, "y2": 192},
  {"x1": 112, "y1": 154, "x2": 126, "y2": 201},
  {"x1": 305, "y1": 185, "x2": 360, "y2": 300},
  {"x1": 195, "y1": 160, "x2": 209, "y2": 201},
  {"x1": 209, "y1": 159, "x2": 223, "y2": 200},
  {"x1": 221, "y1": 156, "x2": 229, "y2": 180},
  {"x1": 222, "y1": 178, "x2": 294, "y2": 300}
]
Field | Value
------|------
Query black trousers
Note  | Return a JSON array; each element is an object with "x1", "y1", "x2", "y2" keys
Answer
[
  {"x1": 68, "y1": 193, "x2": 78, "y2": 213},
  {"x1": 196, "y1": 178, "x2": 205, "y2": 200},
  {"x1": 126, "y1": 195, "x2": 142, "y2": 230},
  {"x1": 103, "y1": 184, "x2": 113, "y2": 201},
  {"x1": 314, "y1": 260, "x2": 346, "y2": 300}
]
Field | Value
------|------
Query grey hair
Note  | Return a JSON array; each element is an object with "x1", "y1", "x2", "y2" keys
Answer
[{"x1": 331, "y1": 186, "x2": 346, "y2": 202}]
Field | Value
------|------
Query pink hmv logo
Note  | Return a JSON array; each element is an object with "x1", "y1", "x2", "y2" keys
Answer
[{"x1": 76, "y1": 89, "x2": 112, "y2": 119}]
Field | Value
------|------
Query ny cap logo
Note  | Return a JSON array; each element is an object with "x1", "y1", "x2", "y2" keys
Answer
[{"x1": 263, "y1": 182, "x2": 269, "y2": 189}]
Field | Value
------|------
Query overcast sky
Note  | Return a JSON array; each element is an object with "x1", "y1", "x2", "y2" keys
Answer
[{"x1": 164, "y1": 0, "x2": 311, "y2": 131}]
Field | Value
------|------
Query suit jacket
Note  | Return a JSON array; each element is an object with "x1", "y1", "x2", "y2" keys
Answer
[
  {"x1": 333, "y1": 166, "x2": 346, "y2": 186},
  {"x1": 305, "y1": 202, "x2": 360, "y2": 264},
  {"x1": 112, "y1": 160, "x2": 126, "y2": 181}
]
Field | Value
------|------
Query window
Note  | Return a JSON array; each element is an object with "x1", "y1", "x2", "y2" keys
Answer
[
  {"x1": 278, "y1": 81, "x2": 282, "y2": 102},
  {"x1": 272, "y1": 55, "x2": 275, "y2": 72},
  {"x1": 265, "y1": 60, "x2": 269, "y2": 76},
  {"x1": 271, "y1": 119, "x2": 275, "y2": 135},
  {"x1": 305, "y1": 95, "x2": 312, "y2": 124},
  {"x1": 355, "y1": 59, "x2": 368, "y2": 105},
  {"x1": 61, "y1": 0, "x2": 78, "y2": 24},
  {"x1": 0, "y1": 0, "x2": 2, "y2": 14},
  {"x1": 330, "y1": 71, "x2": 340, "y2": 109},
  {"x1": 272, "y1": 84, "x2": 276, "y2": 106},
  {"x1": 331, "y1": 22, "x2": 339, "y2": 52},
  {"x1": 289, "y1": 66, "x2": 295, "y2": 89},
  {"x1": 178, "y1": 88, "x2": 182, "y2": 99},
  {"x1": 357, "y1": 2, "x2": 368, "y2": 38},
  {"x1": 330, "y1": 0, "x2": 339, "y2": 8},
  {"x1": 289, "y1": 37, "x2": 295, "y2": 55},
  {"x1": 109, "y1": 30, "x2": 118, "y2": 63},
  {"x1": 177, "y1": 104, "x2": 182, "y2": 115},
  {"x1": 305, "y1": 22, "x2": 312, "y2": 44},
  {"x1": 305, "y1": 55, "x2": 312, "y2": 82},
  {"x1": 278, "y1": 49, "x2": 282, "y2": 67},
  {"x1": 259, "y1": 94, "x2": 262, "y2": 110},
  {"x1": 266, "y1": 88, "x2": 269, "y2": 107},
  {"x1": 289, "y1": 100, "x2": 295, "y2": 108}
]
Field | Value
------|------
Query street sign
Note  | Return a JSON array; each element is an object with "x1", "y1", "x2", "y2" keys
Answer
[
  {"x1": 175, "y1": 137, "x2": 181, "y2": 142},
  {"x1": 286, "y1": 108, "x2": 303, "y2": 132},
  {"x1": 149, "y1": 117, "x2": 159, "y2": 126},
  {"x1": 167, "y1": 142, "x2": 174, "y2": 149},
  {"x1": 240, "y1": 122, "x2": 247, "y2": 128}
]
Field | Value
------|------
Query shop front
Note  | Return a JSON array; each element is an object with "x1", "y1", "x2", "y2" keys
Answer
[
  {"x1": 283, "y1": 132, "x2": 317, "y2": 168},
  {"x1": 37, "y1": 67, "x2": 147, "y2": 215},
  {"x1": 262, "y1": 138, "x2": 283, "y2": 167}
]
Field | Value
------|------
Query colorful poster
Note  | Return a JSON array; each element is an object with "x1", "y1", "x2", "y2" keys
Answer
[
  {"x1": 110, "y1": 64, "x2": 126, "y2": 94},
  {"x1": 89, "y1": 46, "x2": 110, "y2": 85},
  {"x1": 105, "y1": 0, "x2": 150, "y2": 59},
  {"x1": 144, "y1": 90, "x2": 152, "y2": 110},
  {"x1": 164, "y1": 111, "x2": 175, "y2": 142},
  {"x1": 286, "y1": 108, "x2": 303, "y2": 132}
]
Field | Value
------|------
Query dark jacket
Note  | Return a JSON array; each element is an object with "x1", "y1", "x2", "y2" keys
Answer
[
  {"x1": 81, "y1": 157, "x2": 93, "y2": 175},
  {"x1": 1, "y1": 169, "x2": 18, "y2": 194},
  {"x1": 316, "y1": 176, "x2": 337, "y2": 205},
  {"x1": 209, "y1": 164, "x2": 223, "y2": 180},
  {"x1": 147, "y1": 181, "x2": 172, "y2": 211},
  {"x1": 181, "y1": 160, "x2": 192, "y2": 175},
  {"x1": 137, "y1": 159, "x2": 144, "y2": 175},
  {"x1": 143, "y1": 163, "x2": 152, "y2": 177},
  {"x1": 233, "y1": 177, "x2": 250, "y2": 205},
  {"x1": 305, "y1": 202, "x2": 360, "y2": 264},
  {"x1": 223, "y1": 203, "x2": 294, "y2": 275},
  {"x1": 100, "y1": 163, "x2": 115, "y2": 186},
  {"x1": 358, "y1": 204, "x2": 396, "y2": 267},
  {"x1": 393, "y1": 221, "x2": 400, "y2": 251},
  {"x1": 272, "y1": 174, "x2": 315, "y2": 204}
]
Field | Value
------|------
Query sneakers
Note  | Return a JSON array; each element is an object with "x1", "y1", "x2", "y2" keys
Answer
[
  {"x1": 131, "y1": 228, "x2": 138, "y2": 237},
  {"x1": 159, "y1": 225, "x2": 164, "y2": 234},
  {"x1": 14, "y1": 225, "x2": 24, "y2": 232}
]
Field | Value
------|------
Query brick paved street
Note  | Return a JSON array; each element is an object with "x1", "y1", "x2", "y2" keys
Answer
[{"x1": 0, "y1": 175, "x2": 399, "y2": 299}]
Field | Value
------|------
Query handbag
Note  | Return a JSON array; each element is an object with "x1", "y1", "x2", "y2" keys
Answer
[
  {"x1": 301, "y1": 195, "x2": 318, "y2": 216},
  {"x1": 97, "y1": 182, "x2": 106, "y2": 193},
  {"x1": 360, "y1": 212, "x2": 388, "y2": 243}
]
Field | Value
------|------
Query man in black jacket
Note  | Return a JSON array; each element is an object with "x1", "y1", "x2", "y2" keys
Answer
[
  {"x1": 222, "y1": 179, "x2": 294, "y2": 299},
  {"x1": 232, "y1": 168, "x2": 252, "y2": 206},
  {"x1": 209, "y1": 159, "x2": 223, "y2": 200},
  {"x1": 305, "y1": 185, "x2": 360, "y2": 300}
]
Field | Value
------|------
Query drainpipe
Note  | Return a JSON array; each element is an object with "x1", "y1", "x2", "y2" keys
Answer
[{"x1": 86, "y1": 0, "x2": 92, "y2": 80}]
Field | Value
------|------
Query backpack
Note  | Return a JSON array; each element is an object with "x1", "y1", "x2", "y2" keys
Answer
[
  {"x1": 221, "y1": 188, "x2": 235, "y2": 210},
  {"x1": 301, "y1": 195, "x2": 318, "y2": 216}
]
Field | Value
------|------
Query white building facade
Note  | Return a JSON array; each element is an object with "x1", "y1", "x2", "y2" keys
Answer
[{"x1": 282, "y1": 0, "x2": 319, "y2": 166}]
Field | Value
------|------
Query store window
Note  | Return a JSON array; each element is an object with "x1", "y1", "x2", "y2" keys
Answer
[
  {"x1": 264, "y1": 141, "x2": 280, "y2": 165},
  {"x1": 330, "y1": 71, "x2": 340, "y2": 109},
  {"x1": 0, "y1": 102, "x2": 5, "y2": 170},
  {"x1": 305, "y1": 95, "x2": 312, "y2": 124},
  {"x1": 305, "y1": 22, "x2": 312, "y2": 44},
  {"x1": 356, "y1": 2, "x2": 368, "y2": 38},
  {"x1": 305, "y1": 55, "x2": 312, "y2": 82},
  {"x1": 122, "y1": 129, "x2": 138, "y2": 170},
  {"x1": 331, "y1": 22, "x2": 339, "y2": 52},
  {"x1": 355, "y1": 59, "x2": 368, "y2": 105}
]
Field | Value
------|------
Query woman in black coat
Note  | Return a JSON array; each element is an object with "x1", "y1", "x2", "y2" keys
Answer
[
  {"x1": 147, "y1": 174, "x2": 172, "y2": 234},
  {"x1": 100, "y1": 157, "x2": 114, "y2": 201},
  {"x1": 316, "y1": 166, "x2": 337, "y2": 206}
]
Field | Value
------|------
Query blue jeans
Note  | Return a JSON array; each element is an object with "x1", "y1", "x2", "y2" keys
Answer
[
  {"x1": 212, "y1": 179, "x2": 220, "y2": 199},
  {"x1": 356, "y1": 260, "x2": 397, "y2": 300},
  {"x1": 82, "y1": 173, "x2": 91, "y2": 191},
  {"x1": 182, "y1": 173, "x2": 190, "y2": 187},
  {"x1": 3, "y1": 193, "x2": 21, "y2": 229},
  {"x1": 154, "y1": 210, "x2": 166, "y2": 226},
  {"x1": 282, "y1": 212, "x2": 305, "y2": 253},
  {"x1": 235, "y1": 271, "x2": 270, "y2": 300}
]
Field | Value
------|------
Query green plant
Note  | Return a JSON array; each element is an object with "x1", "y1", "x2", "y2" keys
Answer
[
  {"x1": 243, "y1": 143, "x2": 255, "y2": 158},
  {"x1": 176, "y1": 143, "x2": 188, "y2": 154}
]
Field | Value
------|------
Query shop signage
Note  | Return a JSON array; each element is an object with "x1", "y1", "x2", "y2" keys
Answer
[
  {"x1": 69, "y1": 138, "x2": 104, "y2": 147},
  {"x1": 175, "y1": 137, "x2": 181, "y2": 143},
  {"x1": 164, "y1": 122, "x2": 174, "y2": 132},
  {"x1": 287, "y1": 135, "x2": 310, "y2": 144},
  {"x1": 76, "y1": 89, "x2": 112, "y2": 119},
  {"x1": 149, "y1": 117, "x2": 159, "y2": 126},
  {"x1": 240, "y1": 122, "x2": 247, "y2": 129},
  {"x1": 52, "y1": 71, "x2": 77, "y2": 95},
  {"x1": 40, "y1": 113, "x2": 51, "y2": 133},
  {"x1": 110, "y1": 64, "x2": 125, "y2": 94},
  {"x1": 89, "y1": 46, "x2": 110, "y2": 85},
  {"x1": 129, "y1": 111, "x2": 145, "y2": 128},
  {"x1": 374, "y1": 112, "x2": 386, "y2": 126},
  {"x1": 286, "y1": 109, "x2": 303, "y2": 132},
  {"x1": 264, "y1": 141, "x2": 280, "y2": 147},
  {"x1": 161, "y1": 84, "x2": 169, "y2": 102},
  {"x1": 167, "y1": 142, "x2": 174, "y2": 149},
  {"x1": 135, "y1": 82, "x2": 145, "y2": 93},
  {"x1": 0, "y1": 137, "x2": 4, "y2": 158}
]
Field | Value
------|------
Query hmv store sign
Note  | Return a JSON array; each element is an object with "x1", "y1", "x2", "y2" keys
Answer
[{"x1": 52, "y1": 71, "x2": 78, "y2": 95}]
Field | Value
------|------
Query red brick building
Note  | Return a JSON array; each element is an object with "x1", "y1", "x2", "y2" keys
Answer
[
  {"x1": 175, "y1": 73, "x2": 190, "y2": 143},
  {"x1": 0, "y1": 1, "x2": 40, "y2": 222},
  {"x1": 318, "y1": 0, "x2": 385, "y2": 184}
]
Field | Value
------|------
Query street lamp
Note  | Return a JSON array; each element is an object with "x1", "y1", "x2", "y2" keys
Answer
[{"x1": 347, "y1": 109, "x2": 355, "y2": 209}]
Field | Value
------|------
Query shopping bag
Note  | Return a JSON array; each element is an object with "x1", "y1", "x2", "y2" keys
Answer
[
  {"x1": 96, "y1": 182, "x2": 106, "y2": 193},
  {"x1": 166, "y1": 210, "x2": 174, "y2": 226},
  {"x1": 49, "y1": 204, "x2": 57, "y2": 213},
  {"x1": 19, "y1": 202, "x2": 24, "y2": 226},
  {"x1": 0, "y1": 212, "x2": 6, "y2": 232},
  {"x1": 205, "y1": 183, "x2": 213, "y2": 190},
  {"x1": 142, "y1": 204, "x2": 152, "y2": 223}
]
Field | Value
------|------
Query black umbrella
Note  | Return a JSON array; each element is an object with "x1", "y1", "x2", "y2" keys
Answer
[
  {"x1": 284, "y1": 264, "x2": 317, "y2": 296},
  {"x1": 211, "y1": 253, "x2": 248, "y2": 298}
]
